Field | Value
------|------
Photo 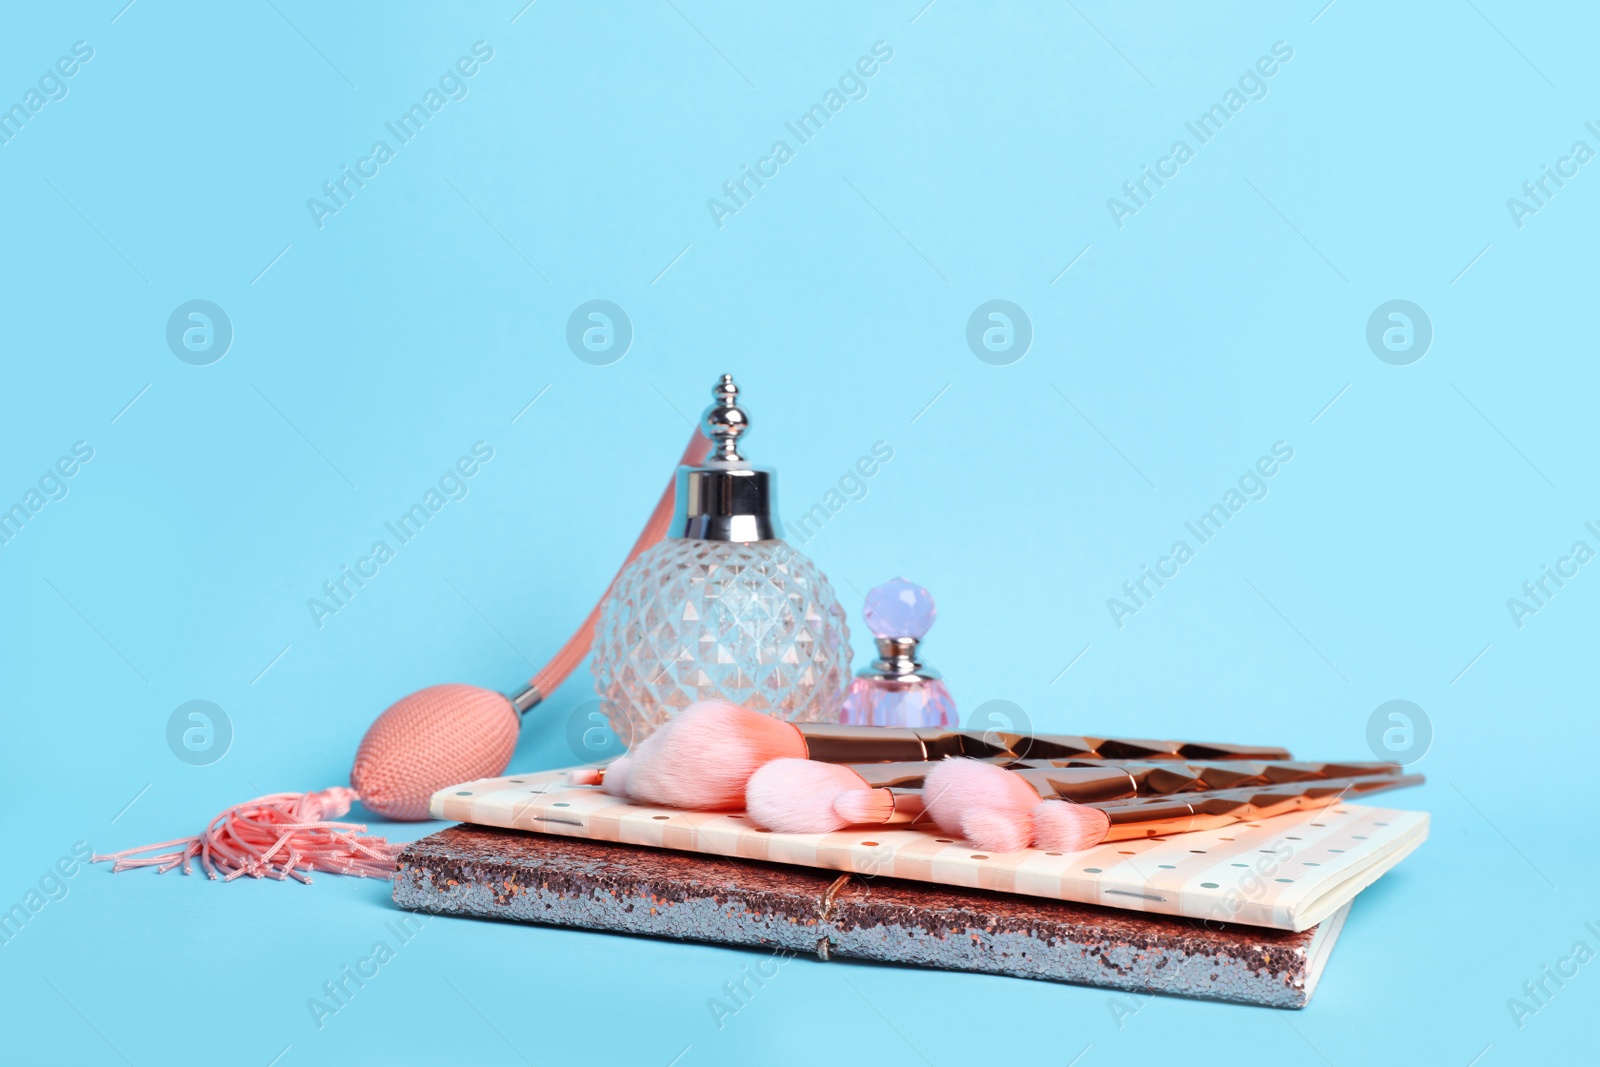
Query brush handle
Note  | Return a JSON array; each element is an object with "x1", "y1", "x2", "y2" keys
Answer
[
  {"x1": 797, "y1": 723, "x2": 1292, "y2": 765},
  {"x1": 1091, "y1": 773, "x2": 1424, "y2": 842},
  {"x1": 848, "y1": 759, "x2": 1405, "y2": 804},
  {"x1": 856, "y1": 766, "x2": 1421, "y2": 845}
]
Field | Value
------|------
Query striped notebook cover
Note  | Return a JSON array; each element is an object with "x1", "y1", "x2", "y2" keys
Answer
[{"x1": 430, "y1": 768, "x2": 1427, "y2": 931}]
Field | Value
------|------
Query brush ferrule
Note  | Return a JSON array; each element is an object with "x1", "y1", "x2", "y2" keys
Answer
[{"x1": 797, "y1": 723, "x2": 937, "y2": 763}]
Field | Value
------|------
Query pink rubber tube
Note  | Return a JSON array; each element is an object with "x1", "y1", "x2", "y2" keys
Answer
[{"x1": 527, "y1": 428, "x2": 710, "y2": 699}]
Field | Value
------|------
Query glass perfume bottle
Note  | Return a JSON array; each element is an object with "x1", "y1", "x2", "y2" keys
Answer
[
  {"x1": 840, "y1": 578, "x2": 957, "y2": 728},
  {"x1": 592, "y1": 375, "x2": 852, "y2": 740}
]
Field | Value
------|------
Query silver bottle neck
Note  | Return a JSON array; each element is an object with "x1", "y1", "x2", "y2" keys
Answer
[{"x1": 858, "y1": 636, "x2": 942, "y2": 681}]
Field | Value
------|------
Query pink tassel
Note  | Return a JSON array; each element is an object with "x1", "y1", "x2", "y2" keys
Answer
[{"x1": 93, "y1": 787, "x2": 400, "y2": 883}]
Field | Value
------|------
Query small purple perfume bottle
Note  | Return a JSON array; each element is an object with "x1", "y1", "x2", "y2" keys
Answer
[{"x1": 840, "y1": 578, "x2": 958, "y2": 728}]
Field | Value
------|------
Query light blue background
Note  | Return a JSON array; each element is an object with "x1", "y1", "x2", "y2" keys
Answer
[{"x1": 2, "y1": 2, "x2": 1593, "y2": 1064}]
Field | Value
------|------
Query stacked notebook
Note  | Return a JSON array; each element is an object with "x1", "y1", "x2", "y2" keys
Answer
[{"x1": 393, "y1": 768, "x2": 1427, "y2": 1007}]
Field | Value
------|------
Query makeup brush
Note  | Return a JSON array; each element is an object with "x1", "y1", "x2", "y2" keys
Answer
[
  {"x1": 743, "y1": 758, "x2": 915, "y2": 833},
  {"x1": 577, "y1": 699, "x2": 1295, "y2": 810},
  {"x1": 1039, "y1": 773, "x2": 1424, "y2": 851},
  {"x1": 741, "y1": 753, "x2": 1402, "y2": 837},
  {"x1": 586, "y1": 700, "x2": 810, "y2": 810},
  {"x1": 921, "y1": 758, "x2": 1422, "y2": 852},
  {"x1": 923, "y1": 759, "x2": 1055, "y2": 851},
  {"x1": 738, "y1": 759, "x2": 1113, "y2": 848},
  {"x1": 855, "y1": 757, "x2": 1405, "y2": 799},
  {"x1": 737, "y1": 760, "x2": 1156, "y2": 838}
]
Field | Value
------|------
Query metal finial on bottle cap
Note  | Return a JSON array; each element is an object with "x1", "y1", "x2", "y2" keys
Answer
[
  {"x1": 702, "y1": 373, "x2": 748, "y2": 463},
  {"x1": 671, "y1": 374, "x2": 779, "y2": 542}
]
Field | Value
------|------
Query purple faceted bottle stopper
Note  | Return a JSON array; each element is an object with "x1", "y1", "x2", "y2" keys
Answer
[{"x1": 863, "y1": 577, "x2": 937, "y2": 640}]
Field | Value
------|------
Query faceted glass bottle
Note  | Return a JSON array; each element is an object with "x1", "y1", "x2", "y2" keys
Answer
[
  {"x1": 840, "y1": 577, "x2": 957, "y2": 728},
  {"x1": 593, "y1": 376, "x2": 851, "y2": 740}
]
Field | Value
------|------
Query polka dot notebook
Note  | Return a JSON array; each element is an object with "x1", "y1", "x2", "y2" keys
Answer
[{"x1": 430, "y1": 768, "x2": 1428, "y2": 932}]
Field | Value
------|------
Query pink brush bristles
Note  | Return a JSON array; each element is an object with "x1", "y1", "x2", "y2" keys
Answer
[
  {"x1": 745, "y1": 758, "x2": 893, "y2": 833},
  {"x1": 922, "y1": 758, "x2": 1039, "y2": 841},
  {"x1": 923, "y1": 758, "x2": 1110, "y2": 853},
  {"x1": 958, "y1": 807, "x2": 1034, "y2": 853},
  {"x1": 619, "y1": 700, "x2": 806, "y2": 810},
  {"x1": 1032, "y1": 800, "x2": 1112, "y2": 852},
  {"x1": 599, "y1": 755, "x2": 631, "y2": 796},
  {"x1": 93, "y1": 787, "x2": 400, "y2": 883},
  {"x1": 832, "y1": 787, "x2": 895, "y2": 825}
]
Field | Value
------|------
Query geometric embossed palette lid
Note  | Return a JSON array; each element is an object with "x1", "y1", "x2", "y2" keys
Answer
[{"x1": 430, "y1": 767, "x2": 1427, "y2": 932}]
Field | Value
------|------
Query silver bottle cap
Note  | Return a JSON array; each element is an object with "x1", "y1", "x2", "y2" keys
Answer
[{"x1": 671, "y1": 375, "x2": 780, "y2": 542}]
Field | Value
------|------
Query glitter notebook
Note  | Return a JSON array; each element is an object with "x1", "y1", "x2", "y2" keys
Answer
[
  {"x1": 395, "y1": 825, "x2": 1354, "y2": 1007},
  {"x1": 429, "y1": 768, "x2": 1427, "y2": 932}
]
